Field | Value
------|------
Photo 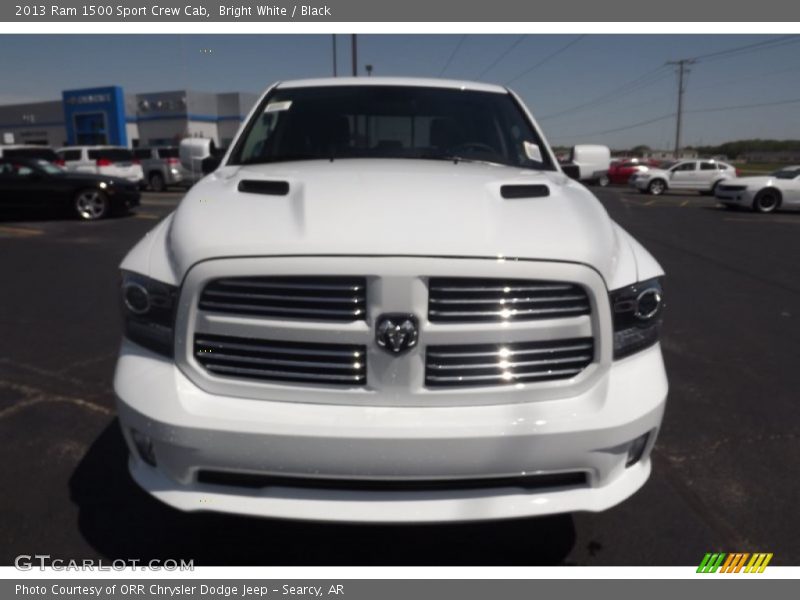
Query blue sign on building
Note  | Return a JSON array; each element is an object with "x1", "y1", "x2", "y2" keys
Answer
[{"x1": 62, "y1": 86, "x2": 127, "y2": 146}]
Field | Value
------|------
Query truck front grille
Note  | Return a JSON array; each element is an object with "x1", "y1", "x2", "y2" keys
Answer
[
  {"x1": 199, "y1": 276, "x2": 367, "y2": 322},
  {"x1": 428, "y1": 277, "x2": 590, "y2": 323},
  {"x1": 425, "y1": 337, "x2": 594, "y2": 387},
  {"x1": 194, "y1": 334, "x2": 367, "y2": 386}
]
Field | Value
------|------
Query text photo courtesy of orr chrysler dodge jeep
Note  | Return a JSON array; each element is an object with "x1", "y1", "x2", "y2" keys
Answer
[{"x1": 114, "y1": 78, "x2": 668, "y2": 523}]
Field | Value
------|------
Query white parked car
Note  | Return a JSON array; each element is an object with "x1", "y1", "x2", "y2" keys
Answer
[
  {"x1": 630, "y1": 159, "x2": 737, "y2": 195},
  {"x1": 56, "y1": 146, "x2": 144, "y2": 186},
  {"x1": 715, "y1": 166, "x2": 800, "y2": 213},
  {"x1": 114, "y1": 77, "x2": 668, "y2": 523}
]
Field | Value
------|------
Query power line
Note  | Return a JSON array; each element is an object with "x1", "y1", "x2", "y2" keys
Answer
[
  {"x1": 663, "y1": 36, "x2": 799, "y2": 155},
  {"x1": 690, "y1": 63, "x2": 800, "y2": 92},
  {"x1": 554, "y1": 113, "x2": 676, "y2": 139},
  {"x1": 503, "y1": 35, "x2": 584, "y2": 85},
  {"x1": 538, "y1": 65, "x2": 672, "y2": 120},
  {"x1": 476, "y1": 35, "x2": 527, "y2": 79},
  {"x1": 438, "y1": 35, "x2": 467, "y2": 77},
  {"x1": 692, "y1": 35, "x2": 800, "y2": 63},
  {"x1": 687, "y1": 96, "x2": 800, "y2": 114},
  {"x1": 539, "y1": 36, "x2": 800, "y2": 123},
  {"x1": 554, "y1": 94, "x2": 800, "y2": 141}
]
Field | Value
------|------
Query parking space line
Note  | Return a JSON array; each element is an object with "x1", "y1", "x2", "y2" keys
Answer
[
  {"x1": 0, "y1": 225, "x2": 43, "y2": 237},
  {"x1": 644, "y1": 199, "x2": 656, "y2": 206},
  {"x1": 680, "y1": 200, "x2": 689, "y2": 207},
  {"x1": 134, "y1": 213, "x2": 161, "y2": 220}
]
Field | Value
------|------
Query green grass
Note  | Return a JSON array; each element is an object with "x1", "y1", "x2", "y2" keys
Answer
[{"x1": 734, "y1": 162, "x2": 795, "y2": 176}]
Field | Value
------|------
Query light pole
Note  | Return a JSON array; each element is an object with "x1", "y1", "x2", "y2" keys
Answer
[
  {"x1": 332, "y1": 35, "x2": 337, "y2": 77},
  {"x1": 667, "y1": 59, "x2": 695, "y2": 159},
  {"x1": 351, "y1": 34, "x2": 358, "y2": 76}
]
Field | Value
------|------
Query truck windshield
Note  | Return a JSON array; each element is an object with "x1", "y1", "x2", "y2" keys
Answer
[{"x1": 229, "y1": 85, "x2": 554, "y2": 171}]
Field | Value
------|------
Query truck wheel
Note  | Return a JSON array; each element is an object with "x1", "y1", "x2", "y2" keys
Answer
[
  {"x1": 647, "y1": 179, "x2": 666, "y2": 196},
  {"x1": 149, "y1": 172, "x2": 166, "y2": 192},
  {"x1": 753, "y1": 189, "x2": 780, "y2": 213},
  {"x1": 596, "y1": 174, "x2": 610, "y2": 187},
  {"x1": 74, "y1": 189, "x2": 109, "y2": 221}
]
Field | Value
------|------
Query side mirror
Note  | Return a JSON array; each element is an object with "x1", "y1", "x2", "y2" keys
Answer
[
  {"x1": 201, "y1": 156, "x2": 221, "y2": 174},
  {"x1": 561, "y1": 164, "x2": 581, "y2": 180}
]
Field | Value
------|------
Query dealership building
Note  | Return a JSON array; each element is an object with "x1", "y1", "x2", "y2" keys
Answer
[{"x1": 0, "y1": 85, "x2": 259, "y2": 149}]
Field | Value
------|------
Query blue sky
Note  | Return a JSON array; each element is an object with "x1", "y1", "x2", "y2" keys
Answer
[{"x1": 2, "y1": 34, "x2": 799, "y2": 149}]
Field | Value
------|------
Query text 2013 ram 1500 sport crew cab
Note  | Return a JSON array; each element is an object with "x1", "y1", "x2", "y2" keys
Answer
[{"x1": 114, "y1": 77, "x2": 668, "y2": 523}]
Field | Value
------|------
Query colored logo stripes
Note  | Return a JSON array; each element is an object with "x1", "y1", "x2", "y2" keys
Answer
[{"x1": 697, "y1": 552, "x2": 773, "y2": 573}]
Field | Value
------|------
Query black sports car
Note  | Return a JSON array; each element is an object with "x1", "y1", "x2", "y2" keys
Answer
[{"x1": 0, "y1": 157, "x2": 140, "y2": 220}]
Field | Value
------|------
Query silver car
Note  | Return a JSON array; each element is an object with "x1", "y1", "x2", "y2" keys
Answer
[
  {"x1": 630, "y1": 159, "x2": 738, "y2": 196},
  {"x1": 133, "y1": 147, "x2": 201, "y2": 192}
]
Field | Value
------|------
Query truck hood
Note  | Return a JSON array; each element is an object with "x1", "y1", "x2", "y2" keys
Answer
[{"x1": 167, "y1": 159, "x2": 622, "y2": 282}]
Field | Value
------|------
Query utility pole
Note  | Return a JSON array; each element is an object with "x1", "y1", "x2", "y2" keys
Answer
[
  {"x1": 351, "y1": 34, "x2": 358, "y2": 77},
  {"x1": 667, "y1": 59, "x2": 695, "y2": 159},
  {"x1": 332, "y1": 35, "x2": 337, "y2": 77}
]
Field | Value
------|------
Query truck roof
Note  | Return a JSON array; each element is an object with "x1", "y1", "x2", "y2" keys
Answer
[{"x1": 276, "y1": 77, "x2": 509, "y2": 94}]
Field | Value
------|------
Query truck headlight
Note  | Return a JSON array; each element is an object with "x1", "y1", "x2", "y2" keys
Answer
[
  {"x1": 609, "y1": 277, "x2": 664, "y2": 359},
  {"x1": 120, "y1": 270, "x2": 177, "y2": 357}
]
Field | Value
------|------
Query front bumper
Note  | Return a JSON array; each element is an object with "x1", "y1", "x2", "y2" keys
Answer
[
  {"x1": 715, "y1": 188, "x2": 755, "y2": 206},
  {"x1": 114, "y1": 338, "x2": 668, "y2": 523},
  {"x1": 629, "y1": 177, "x2": 649, "y2": 191}
]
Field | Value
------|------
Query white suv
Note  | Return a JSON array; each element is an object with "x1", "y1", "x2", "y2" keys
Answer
[
  {"x1": 114, "y1": 78, "x2": 668, "y2": 523},
  {"x1": 630, "y1": 159, "x2": 737, "y2": 195},
  {"x1": 56, "y1": 145, "x2": 144, "y2": 186}
]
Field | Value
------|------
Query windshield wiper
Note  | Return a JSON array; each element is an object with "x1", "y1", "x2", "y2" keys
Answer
[
  {"x1": 416, "y1": 153, "x2": 506, "y2": 167},
  {"x1": 239, "y1": 154, "x2": 322, "y2": 165}
]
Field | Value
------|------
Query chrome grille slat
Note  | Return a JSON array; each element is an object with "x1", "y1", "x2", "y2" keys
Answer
[
  {"x1": 430, "y1": 294, "x2": 586, "y2": 304},
  {"x1": 427, "y1": 341, "x2": 593, "y2": 359},
  {"x1": 204, "y1": 290, "x2": 364, "y2": 304},
  {"x1": 194, "y1": 334, "x2": 367, "y2": 386},
  {"x1": 199, "y1": 276, "x2": 367, "y2": 322},
  {"x1": 428, "y1": 277, "x2": 591, "y2": 323},
  {"x1": 195, "y1": 337, "x2": 363, "y2": 358},
  {"x1": 430, "y1": 284, "x2": 574, "y2": 293},
  {"x1": 426, "y1": 368, "x2": 584, "y2": 384},
  {"x1": 216, "y1": 280, "x2": 364, "y2": 292},
  {"x1": 197, "y1": 352, "x2": 362, "y2": 371},
  {"x1": 204, "y1": 364, "x2": 365, "y2": 383},
  {"x1": 429, "y1": 305, "x2": 589, "y2": 319},
  {"x1": 199, "y1": 300, "x2": 364, "y2": 318},
  {"x1": 425, "y1": 337, "x2": 594, "y2": 388},
  {"x1": 427, "y1": 354, "x2": 593, "y2": 371}
]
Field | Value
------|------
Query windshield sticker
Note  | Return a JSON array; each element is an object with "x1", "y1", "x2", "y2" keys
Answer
[
  {"x1": 524, "y1": 141, "x2": 543, "y2": 162},
  {"x1": 264, "y1": 101, "x2": 292, "y2": 113}
]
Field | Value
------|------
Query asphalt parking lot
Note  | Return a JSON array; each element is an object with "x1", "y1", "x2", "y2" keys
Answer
[{"x1": 0, "y1": 186, "x2": 798, "y2": 566}]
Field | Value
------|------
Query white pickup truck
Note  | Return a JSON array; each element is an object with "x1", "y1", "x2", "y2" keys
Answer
[{"x1": 114, "y1": 77, "x2": 667, "y2": 523}]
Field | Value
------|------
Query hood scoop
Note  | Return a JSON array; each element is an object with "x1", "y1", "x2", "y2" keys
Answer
[
  {"x1": 238, "y1": 179, "x2": 290, "y2": 196},
  {"x1": 500, "y1": 184, "x2": 550, "y2": 199}
]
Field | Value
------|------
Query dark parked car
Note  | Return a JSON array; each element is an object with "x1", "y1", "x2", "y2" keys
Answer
[
  {"x1": 0, "y1": 158, "x2": 140, "y2": 220},
  {"x1": 0, "y1": 145, "x2": 59, "y2": 161}
]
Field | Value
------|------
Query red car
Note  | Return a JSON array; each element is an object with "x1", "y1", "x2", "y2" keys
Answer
[{"x1": 608, "y1": 159, "x2": 658, "y2": 185}]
